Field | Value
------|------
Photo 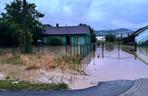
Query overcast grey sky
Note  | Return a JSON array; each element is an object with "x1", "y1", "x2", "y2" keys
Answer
[{"x1": 0, "y1": 0, "x2": 148, "y2": 30}]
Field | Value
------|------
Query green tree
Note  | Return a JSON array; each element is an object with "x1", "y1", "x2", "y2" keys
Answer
[
  {"x1": 0, "y1": 18, "x2": 20, "y2": 46},
  {"x1": 105, "y1": 33, "x2": 115, "y2": 42},
  {"x1": 90, "y1": 28, "x2": 97, "y2": 43},
  {"x1": 1, "y1": 0, "x2": 44, "y2": 53}
]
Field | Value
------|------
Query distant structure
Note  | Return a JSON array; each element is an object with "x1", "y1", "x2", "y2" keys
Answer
[
  {"x1": 96, "y1": 28, "x2": 132, "y2": 41},
  {"x1": 42, "y1": 24, "x2": 92, "y2": 46},
  {"x1": 134, "y1": 25, "x2": 148, "y2": 45},
  {"x1": 124, "y1": 25, "x2": 148, "y2": 45}
]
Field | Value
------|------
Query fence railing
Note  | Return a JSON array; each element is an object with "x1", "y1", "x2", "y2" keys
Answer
[{"x1": 65, "y1": 44, "x2": 95, "y2": 58}]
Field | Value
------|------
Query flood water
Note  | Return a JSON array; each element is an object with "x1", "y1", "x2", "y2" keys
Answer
[
  {"x1": 32, "y1": 45, "x2": 148, "y2": 89},
  {"x1": 84, "y1": 44, "x2": 148, "y2": 81},
  {"x1": 1, "y1": 45, "x2": 148, "y2": 89},
  {"x1": 136, "y1": 46, "x2": 148, "y2": 64}
]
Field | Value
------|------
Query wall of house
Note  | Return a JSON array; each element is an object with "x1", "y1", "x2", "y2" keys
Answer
[
  {"x1": 43, "y1": 35, "x2": 91, "y2": 46},
  {"x1": 43, "y1": 36, "x2": 66, "y2": 45},
  {"x1": 136, "y1": 29, "x2": 148, "y2": 45},
  {"x1": 59, "y1": 36, "x2": 66, "y2": 44},
  {"x1": 70, "y1": 35, "x2": 91, "y2": 45}
]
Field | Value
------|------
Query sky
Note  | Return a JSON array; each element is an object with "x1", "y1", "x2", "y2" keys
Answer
[{"x1": 0, "y1": 0, "x2": 148, "y2": 30}]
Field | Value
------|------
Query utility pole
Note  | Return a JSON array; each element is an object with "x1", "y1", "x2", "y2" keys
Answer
[{"x1": 22, "y1": 0, "x2": 27, "y2": 53}]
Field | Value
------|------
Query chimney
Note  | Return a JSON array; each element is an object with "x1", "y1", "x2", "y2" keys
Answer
[{"x1": 56, "y1": 23, "x2": 59, "y2": 28}]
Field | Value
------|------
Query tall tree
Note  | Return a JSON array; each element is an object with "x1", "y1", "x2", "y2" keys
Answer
[
  {"x1": 1, "y1": 0, "x2": 44, "y2": 53},
  {"x1": 0, "y1": 17, "x2": 21, "y2": 46}
]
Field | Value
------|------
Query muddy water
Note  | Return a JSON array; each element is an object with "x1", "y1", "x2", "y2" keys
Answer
[
  {"x1": 67, "y1": 45, "x2": 148, "y2": 89},
  {"x1": 136, "y1": 47, "x2": 148, "y2": 64},
  {"x1": 1, "y1": 46, "x2": 148, "y2": 90},
  {"x1": 86, "y1": 48, "x2": 148, "y2": 79},
  {"x1": 37, "y1": 45, "x2": 148, "y2": 89}
]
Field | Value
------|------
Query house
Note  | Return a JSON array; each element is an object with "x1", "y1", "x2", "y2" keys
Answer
[
  {"x1": 42, "y1": 24, "x2": 92, "y2": 46},
  {"x1": 123, "y1": 25, "x2": 148, "y2": 45},
  {"x1": 134, "y1": 25, "x2": 148, "y2": 45}
]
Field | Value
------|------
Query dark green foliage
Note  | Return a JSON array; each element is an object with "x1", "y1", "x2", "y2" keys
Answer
[
  {"x1": 0, "y1": 0, "x2": 44, "y2": 51},
  {"x1": 90, "y1": 28, "x2": 97, "y2": 43},
  {"x1": 19, "y1": 31, "x2": 33, "y2": 53},
  {"x1": 105, "y1": 33, "x2": 115, "y2": 42},
  {"x1": 0, "y1": 19, "x2": 20, "y2": 46},
  {"x1": 0, "y1": 80, "x2": 68, "y2": 90},
  {"x1": 138, "y1": 40, "x2": 148, "y2": 46},
  {"x1": 47, "y1": 37, "x2": 63, "y2": 46}
]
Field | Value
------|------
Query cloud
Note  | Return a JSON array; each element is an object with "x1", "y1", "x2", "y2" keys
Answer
[{"x1": 1, "y1": 0, "x2": 148, "y2": 30}]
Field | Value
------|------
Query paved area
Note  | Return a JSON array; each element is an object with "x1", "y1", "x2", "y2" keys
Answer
[
  {"x1": 0, "y1": 80, "x2": 133, "y2": 96},
  {"x1": 120, "y1": 78, "x2": 148, "y2": 96},
  {"x1": 2, "y1": 78, "x2": 148, "y2": 96}
]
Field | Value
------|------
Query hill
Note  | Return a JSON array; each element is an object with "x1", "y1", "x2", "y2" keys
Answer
[{"x1": 96, "y1": 28, "x2": 133, "y2": 36}]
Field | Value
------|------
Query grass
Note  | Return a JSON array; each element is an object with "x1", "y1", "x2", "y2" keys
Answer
[
  {"x1": 0, "y1": 51, "x2": 83, "y2": 72},
  {"x1": 0, "y1": 47, "x2": 84, "y2": 77},
  {"x1": 54, "y1": 54, "x2": 83, "y2": 73},
  {"x1": 0, "y1": 80, "x2": 68, "y2": 90},
  {"x1": 0, "y1": 47, "x2": 85, "y2": 90},
  {"x1": 1, "y1": 55, "x2": 23, "y2": 65}
]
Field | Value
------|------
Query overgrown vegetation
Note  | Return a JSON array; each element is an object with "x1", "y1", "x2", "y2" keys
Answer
[
  {"x1": 0, "y1": 80, "x2": 68, "y2": 90},
  {"x1": 0, "y1": 0, "x2": 44, "y2": 53},
  {"x1": 1, "y1": 55, "x2": 23, "y2": 65},
  {"x1": 90, "y1": 28, "x2": 97, "y2": 43},
  {"x1": 54, "y1": 54, "x2": 83, "y2": 73},
  {"x1": 105, "y1": 33, "x2": 115, "y2": 42},
  {"x1": 0, "y1": 48, "x2": 83, "y2": 73}
]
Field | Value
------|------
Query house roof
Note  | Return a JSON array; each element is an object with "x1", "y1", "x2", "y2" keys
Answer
[
  {"x1": 43, "y1": 25, "x2": 91, "y2": 35},
  {"x1": 132, "y1": 25, "x2": 148, "y2": 36}
]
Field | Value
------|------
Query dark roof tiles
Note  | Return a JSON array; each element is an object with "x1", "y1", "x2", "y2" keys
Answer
[{"x1": 43, "y1": 26, "x2": 90, "y2": 35}]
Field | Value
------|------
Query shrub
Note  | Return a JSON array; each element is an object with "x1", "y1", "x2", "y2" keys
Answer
[{"x1": 105, "y1": 33, "x2": 115, "y2": 42}]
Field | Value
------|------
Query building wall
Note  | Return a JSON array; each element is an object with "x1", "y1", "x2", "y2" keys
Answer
[
  {"x1": 136, "y1": 29, "x2": 148, "y2": 45},
  {"x1": 43, "y1": 36, "x2": 66, "y2": 45},
  {"x1": 43, "y1": 35, "x2": 91, "y2": 45},
  {"x1": 70, "y1": 35, "x2": 91, "y2": 45}
]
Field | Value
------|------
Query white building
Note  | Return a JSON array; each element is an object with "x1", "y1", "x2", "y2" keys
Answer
[{"x1": 96, "y1": 36, "x2": 105, "y2": 41}]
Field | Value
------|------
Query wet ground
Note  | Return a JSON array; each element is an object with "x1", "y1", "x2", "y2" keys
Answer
[
  {"x1": 85, "y1": 47, "x2": 148, "y2": 81},
  {"x1": 65, "y1": 46, "x2": 148, "y2": 89}
]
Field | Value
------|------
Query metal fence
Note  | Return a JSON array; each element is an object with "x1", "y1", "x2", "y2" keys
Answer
[{"x1": 65, "y1": 44, "x2": 95, "y2": 58}]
